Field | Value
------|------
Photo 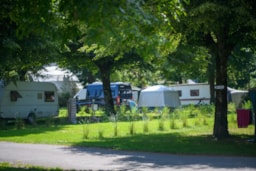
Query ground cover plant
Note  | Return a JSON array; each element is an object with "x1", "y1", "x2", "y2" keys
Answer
[{"x1": 0, "y1": 103, "x2": 255, "y2": 157}]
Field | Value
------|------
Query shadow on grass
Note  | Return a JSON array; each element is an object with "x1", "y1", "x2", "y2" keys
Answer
[
  {"x1": 0, "y1": 118, "x2": 68, "y2": 138},
  {"x1": 56, "y1": 133, "x2": 256, "y2": 170},
  {"x1": 72, "y1": 133, "x2": 256, "y2": 156}
]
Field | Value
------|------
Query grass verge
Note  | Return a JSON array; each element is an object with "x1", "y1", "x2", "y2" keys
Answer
[{"x1": 0, "y1": 114, "x2": 255, "y2": 156}]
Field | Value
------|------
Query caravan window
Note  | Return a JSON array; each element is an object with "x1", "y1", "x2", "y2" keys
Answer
[
  {"x1": 10, "y1": 91, "x2": 22, "y2": 101},
  {"x1": 45, "y1": 91, "x2": 55, "y2": 102},
  {"x1": 190, "y1": 89, "x2": 199, "y2": 96},
  {"x1": 177, "y1": 90, "x2": 182, "y2": 97}
]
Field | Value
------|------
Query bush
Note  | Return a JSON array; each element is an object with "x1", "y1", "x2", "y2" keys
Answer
[{"x1": 58, "y1": 92, "x2": 71, "y2": 108}]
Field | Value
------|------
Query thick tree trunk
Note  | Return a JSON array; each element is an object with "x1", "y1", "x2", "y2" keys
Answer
[
  {"x1": 100, "y1": 67, "x2": 116, "y2": 116},
  {"x1": 213, "y1": 42, "x2": 230, "y2": 138}
]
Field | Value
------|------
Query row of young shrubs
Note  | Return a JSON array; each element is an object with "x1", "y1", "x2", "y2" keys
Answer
[
  {"x1": 79, "y1": 104, "x2": 220, "y2": 139},
  {"x1": 2, "y1": 103, "x2": 238, "y2": 133}
]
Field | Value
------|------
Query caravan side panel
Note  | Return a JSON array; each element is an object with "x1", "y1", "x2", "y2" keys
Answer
[
  {"x1": 0, "y1": 82, "x2": 59, "y2": 120},
  {"x1": 171, "y1": 84, "x2": 210, "y2": 105}
]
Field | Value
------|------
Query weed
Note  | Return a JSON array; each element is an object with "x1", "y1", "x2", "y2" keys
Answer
[
  {"x1": 170, "y1": 119, "x2": 176, "y2": 129},
  {"x1": 15, "y1": 115, "x2": 25, "y2": 130},
  {"x1": 158, "y1": 119, "x2": 165, "y2": 131},
  {"x1": 194, "y1": 118, "x2": 202, "y2": 126},
  {"x1": 98, "y1": 127, "x2": 104, "y2": 139},
  {"x1": 142, "y1": 114, "x2": 149, "y2": 133},
  {"x1": 45, "y1": 115, "x2": 55, "y2": 127},
  {"x1": 114, "y1": 122, "x2": 118, "y2": 137},
  {"x1": 80, "y1": 119, "x2": 90, "y2": 139},
  {"x1": 129, "y1": 122, "x2": 135, "y2": 135}
]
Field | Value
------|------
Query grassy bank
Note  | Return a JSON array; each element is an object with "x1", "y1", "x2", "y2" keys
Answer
[{"x1": 0, "y1": 104, "x2": 255, "y2": 156}]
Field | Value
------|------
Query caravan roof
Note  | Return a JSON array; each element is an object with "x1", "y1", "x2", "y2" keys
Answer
[{"x1": 142, "y1": 85, "x2": 171, "y2": 92}]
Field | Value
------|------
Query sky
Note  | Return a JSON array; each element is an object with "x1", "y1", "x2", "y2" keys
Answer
[{"x1": 34, "y1": 63, "x2": 79, "y2": 82}]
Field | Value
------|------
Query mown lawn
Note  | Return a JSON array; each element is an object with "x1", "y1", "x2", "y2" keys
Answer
[{"x1": 0, "y1": 106, "x2": 255, "y2": 157}]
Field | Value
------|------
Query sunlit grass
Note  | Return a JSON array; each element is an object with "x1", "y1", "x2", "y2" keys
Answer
[
  {"x1": 0, "y1": 104, "x2": 255, "y2": 156},
  {"x1": 0, "y1": 162, "x2": 62, "y2": 171}
]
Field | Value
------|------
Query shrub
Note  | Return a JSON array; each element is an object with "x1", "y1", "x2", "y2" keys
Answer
[{"x1": 58, "y1": 92, "x2": 70, "y2": 108}]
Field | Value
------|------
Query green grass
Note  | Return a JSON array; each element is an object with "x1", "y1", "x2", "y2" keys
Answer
[
  {"x1": 0, "y1": 113, "x2": 255, "y2": 156},
  {"x1": 0, "y1": 162, "x2": 63, "y2": 171},
  {"x1": 0, "y1": 104, "x2": 255, "y2": 157}
]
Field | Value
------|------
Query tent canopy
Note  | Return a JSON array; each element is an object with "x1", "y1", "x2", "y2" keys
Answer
[{"x1": 138, "y1": 85, "x2": 180, "y2": 108}]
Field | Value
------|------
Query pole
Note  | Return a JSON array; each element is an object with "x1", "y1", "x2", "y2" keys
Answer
[{"x1": 249, "y1": 89, "x2": 256, "y2": 143}]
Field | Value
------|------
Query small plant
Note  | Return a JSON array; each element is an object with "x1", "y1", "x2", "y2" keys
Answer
[
  {"x1": 194, "y1": 118, "x2": 202, "y2": 126},
  {"x1": 110, "y1": 114, "x2": 118, "y2": 137},
  {"x1": 170, "y1": 119, "x2": 176, "y2": 129},
  {"x1": 229, "y1": 113, "x2": 237, "y2": 123},
  {"x1": 162, "y1": 107, "x2": 170, "y2": 115},
  {"x1": 242, "y1": 100, "x2": 252, "y2": 109},
  {"x1": 158, "y1": 113, "x2": 167, "y2": 131},
  {"x1": 114, "y1": 122, "x2": 118, "y2": 137},
  {"x1": 80, "y1": 119, "x2": 90, "y2": 139},
  {"x1": 129, "y1": 121, "x2": 135, "y2": 135},
  {"x1": 158, "y1": 119, "x2": 165, "y2": 131},
  {"x1": 45, "y1": 115, "x2": 54, "y2": 127},
  {"x1": 15, "y1": 117, "x2": 25, "y2": 130},
  {"x1": 203, "y1": 117, "x2": 208, "y2": 126},
  {"x1": 142, "y1": 114, "x2": 149, "y2": 133},
  {"x1": 141, "y1": 107, "x2": 148, "y2": 115},
  {"x1": 182, "y1": 118, "x2": 188, "y2": 128},
  {"x1": 77, "y1": 106, "x2": 88, "y2": 116},
  {"x1": 98, "y1": 127, "x2": 104, "y2": 139}
]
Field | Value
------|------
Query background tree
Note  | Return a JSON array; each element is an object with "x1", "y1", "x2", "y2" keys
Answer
[
  {"x1": 228, "y1": 47, "x2": 256, "y2": 89},
  {"x1": 0, "y1": 0, "x2": 59, "y2": 81},
  {"x1": 161, "y1": 44, "x2": 209, "y2": 84}
]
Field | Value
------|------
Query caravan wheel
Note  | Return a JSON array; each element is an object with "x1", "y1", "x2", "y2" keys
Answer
[{"x1": 27, "y1": 113, "x2": 36, "y2": 125}]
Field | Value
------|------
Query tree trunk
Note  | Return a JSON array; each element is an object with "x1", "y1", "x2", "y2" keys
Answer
[
  {"x1": 213, "y1": 42, "x2": 229, "y2": 139},
  {"x1": 208, "y1": 56, "x2": 215, "y2": 104},
  {"x1": 99, "y1": 67, "x2": 116, "y2": 116}
]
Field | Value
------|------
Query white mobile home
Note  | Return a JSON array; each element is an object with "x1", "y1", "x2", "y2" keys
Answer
[
  {"x1": 0, "y1": 81, "x2": 59, "y2": 123},
  {"x1": 170, "y1": 83, "x2": 210, "y2": 105}
]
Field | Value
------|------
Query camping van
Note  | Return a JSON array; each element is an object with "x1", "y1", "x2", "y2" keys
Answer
[
  {"x1": 0, "y1": 81, "x2": 59, "y2": 123},
  {"x1": 170, "y1": 83, "x2": 210, "y2": 105},
  {"x1": 76, "y1": 82, "x2": 133, "y2": 109}
]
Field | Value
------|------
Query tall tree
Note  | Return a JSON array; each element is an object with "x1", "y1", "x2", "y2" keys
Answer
[
  {"x1": 176, "y1": 0, "x2": 256, "y2": 138},
  {"x1": 58, "y1": 0, "x2": 184, "y2": 115}
]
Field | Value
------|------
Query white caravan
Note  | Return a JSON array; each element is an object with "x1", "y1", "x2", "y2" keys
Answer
[
  {"x1": 170, "y1": 83, "x2": 210, "y2": 105},
  {"x1": 0, "y1": 81, "x2": 59, "y2": 123}
]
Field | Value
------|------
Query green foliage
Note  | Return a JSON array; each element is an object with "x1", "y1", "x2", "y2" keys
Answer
[
  {"x1": 242, "y1": 100, "x2": 252, "y2": 109},
  {"x1": 58, "y1": 92, "x2": 70, "y2": 108},
  {"x1": 0, "y1": 0, "x2": 59, "y2": 80}
]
